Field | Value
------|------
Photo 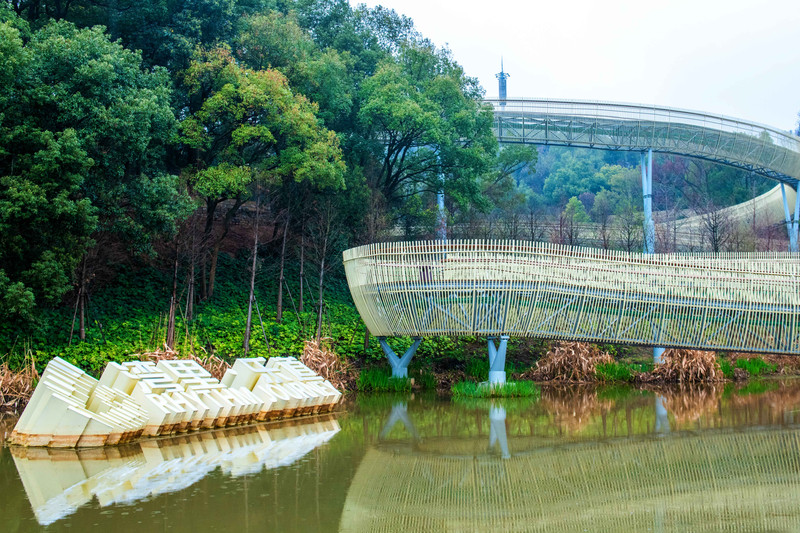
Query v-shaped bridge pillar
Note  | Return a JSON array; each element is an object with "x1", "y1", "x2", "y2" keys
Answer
[
  {"x1": 378, "y1": 337, "x2": 422, "y2": 379},
  {"x1": 488, "y1": 336, "x2": 509, "y2": 385}
]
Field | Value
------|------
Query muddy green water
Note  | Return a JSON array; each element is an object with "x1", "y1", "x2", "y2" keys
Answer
[{"x1": 4, "y1": 381, "x2": 800, "y2": 532}]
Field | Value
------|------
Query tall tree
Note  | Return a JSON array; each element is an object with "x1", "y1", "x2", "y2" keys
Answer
[
  {"x1": 358, "y1": 43, "x2": 497, "y2": 210},
  {"x1": 180, "y1": 47, "x2": 345, "y2": 299}
]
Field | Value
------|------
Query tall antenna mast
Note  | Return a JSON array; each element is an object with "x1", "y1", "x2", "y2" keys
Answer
[{"x1": 496, "y1": 57, "x2": 509, "y2": 107}]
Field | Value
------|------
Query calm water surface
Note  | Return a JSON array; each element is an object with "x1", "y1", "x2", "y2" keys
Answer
[{"x1": 3, "y1": 380, "x2": 800, "y2": 532}]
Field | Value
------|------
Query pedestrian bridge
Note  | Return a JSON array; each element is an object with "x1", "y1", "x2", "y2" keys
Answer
[
  {"x1": 487, "y1": 98, "x2": 800, "y2": 186},
  {"x1": 343, "y1": 240, "x2": 800, "y2": 358}
]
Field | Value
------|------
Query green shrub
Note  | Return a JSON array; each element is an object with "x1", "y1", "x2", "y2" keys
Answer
[
  {"x1": 465, "y1": 358, "x2": 488, "y2": 381},
  {"x1": 595, "y1": 362, "x2": 632, "y2": 382},
  {"x1": 736, "y1": 357, "x2": 777, "y2": 377},
  {"x1": 411, "y1": 368, "x2": 437, "y2": 390},
  {"x1": 451, "y1": 380, "x2": 539, "y2": 399}
]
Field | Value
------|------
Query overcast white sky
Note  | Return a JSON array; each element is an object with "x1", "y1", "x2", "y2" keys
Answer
[{"x1": 353, "y1": 0, "x2": 800, "y2": 131}]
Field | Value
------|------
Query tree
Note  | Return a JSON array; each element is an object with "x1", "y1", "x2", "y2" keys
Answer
[
  {"x1": 591, "y1": 189, "x2": 613, "y2": 249},
  {"x1": 0, "y1": 16, "x2": 187, "y2": 320},
  {"x1": 560, "y1": 196, "x2": 589, "y2": 246},
  {"x1": 235, "y1": 12, "x2": 354, "y2": 129},
  {"x1": 614, "y1": 197, "x2": 644, "y2": 252},
  {"x1": 180, "y1": 47, "x2": 345, "y2": 299},
  {"x1": 357, "y1": 44, "x2": 497, "y2": 210}
]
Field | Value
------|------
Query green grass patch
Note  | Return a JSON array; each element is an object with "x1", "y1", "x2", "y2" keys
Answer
[
  {"x1": 595, "y1": 361, "x2": 650, "y2": 382},
  {"x1": 719, "y1": 358, "x2": 735, "y2": 379},
  {"x1": 736, "y1": 357, "x2": 777, "y2": 377},
  {"x1": 451, "y1": 380, "x2": 540, "y2": 399},
  {"x1": 357, "y1": 368, "x2": 411, "y2": 392}
]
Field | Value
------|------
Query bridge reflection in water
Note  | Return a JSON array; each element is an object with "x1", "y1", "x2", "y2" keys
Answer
[
  {"x1": 342, "y1": 386, "x2": 800, "y2": 532},
  {"x1": 11, "y1": 416, "x2": 340, "y2": 525}
]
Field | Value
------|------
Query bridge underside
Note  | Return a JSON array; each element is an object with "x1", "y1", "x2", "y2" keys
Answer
[{"x1": 344, "y1": 240, "x2": 800, "y2": 357}]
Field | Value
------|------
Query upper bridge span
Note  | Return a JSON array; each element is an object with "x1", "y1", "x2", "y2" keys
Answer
[{"x1": 486, "y1": 98, "x2": 800, "y2": 188}]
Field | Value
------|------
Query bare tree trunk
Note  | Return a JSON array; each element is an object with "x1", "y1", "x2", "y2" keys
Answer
[
  {"x1": 244, "y1": 198, "x2": 261, "y2": 355},
  {"x1": 298, "y1": 223, "x2": 304, "y2": 314},
  {"x1": 186, "y1": 259, "x2": 195, "y2": 323},
  {"x1": 315, "y1": 256, "x2": 326, "y2": 342},
  {"x1": 206, "y1": 196, "x2": 245, "y2": 300},
  {"x1": 166, "y1": 245, "x2": 179, "y2": 349},
  {"x1": 78, "y1": 257, "x2": 87, "y2": 342},
  {"x1": 363, "y1": 329, "x2": 370, "y2": 351},
  {"x1": 276, "y1": 212, "x2": 290, "y2": 324}
]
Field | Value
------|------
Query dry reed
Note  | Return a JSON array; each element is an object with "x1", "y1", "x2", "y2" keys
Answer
[
  {"x1": 302, "y1": 338, "x2": 354, "y2": 391},
  {"x1": 526, "y1": 342, "x2": 613, "y2": 382},
  {"x1": 640, "y1": 349, "x2": 722, "y2": 382},
  {"x1": 0, "y1": 360, "x2": 39, "y2": 414}
]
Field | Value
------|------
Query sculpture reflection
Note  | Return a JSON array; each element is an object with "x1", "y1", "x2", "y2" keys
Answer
[{"x1": 12, "y1": 416, "x2": 340, "y2": 525}]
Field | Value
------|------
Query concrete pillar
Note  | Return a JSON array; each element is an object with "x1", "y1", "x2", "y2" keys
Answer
[
  {"x1": 641, "y1": 149, "x2": 664, "y2": 364},
  {"x1": 436, "y1": 177, "x2": 447, "y2": 242},
  {"x1": 641, "y1": 149, "x2": 656, "y2": 255},
  {"x1": 488, "y1": 335, "x2": 509, "y2": 385},
  {"x1": 377, "y1": 337, "x2": 422, "y2": 379},
  {"x1": 780, "y1": 183, "x2": 799, "y2": 253}
]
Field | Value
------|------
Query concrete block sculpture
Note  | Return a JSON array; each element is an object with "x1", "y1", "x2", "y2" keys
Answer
[
  {"x1": 221, "y1": 357, "x2": 342, "y2": 420},
  {"x1": 10, "y1": 355, "x2": 342, "y2": 448},
  {"x1": 10, "y1": 357, "x2": 149, "y2": 448}
]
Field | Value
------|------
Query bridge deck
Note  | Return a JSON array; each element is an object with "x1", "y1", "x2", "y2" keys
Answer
[
  {"x1": 344, "y1": 240, "x2": 800, "y2": 354},
  {"x1": 487, "y1": 98, "x2": 800, "y2": 186}
]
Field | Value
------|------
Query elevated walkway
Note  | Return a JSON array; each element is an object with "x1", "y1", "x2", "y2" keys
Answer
[
  {"x1": 344, "y1": 240, "x2": 800, "y2": 373},
  {"x1": 487, "y1": 98, "x2": 800, "y2": 186}
]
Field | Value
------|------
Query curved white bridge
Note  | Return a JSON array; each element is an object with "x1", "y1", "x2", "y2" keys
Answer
[
  {"x1": 344, "y1": 240, "x2": 800, "y2": 380},
  {"x1": 487, "y1": 98, "x2": 800, "y2": 186}
]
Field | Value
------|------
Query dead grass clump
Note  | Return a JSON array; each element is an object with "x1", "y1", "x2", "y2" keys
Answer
[
  {"x1": 526, "y1": 342, "x2": 613, "y2": 382},
  {"x1": 139, "y1": 346, "x2": 231, "y2": 381},
  {"x1": 302, "y1": 339, "x2": 354, "y2": 391},
  {"x1": 641, "y1": 349, "x2": 721, "y2": 383},
  {"x1": 0, "y1": 360, "x2": 39, "y2": 414}
]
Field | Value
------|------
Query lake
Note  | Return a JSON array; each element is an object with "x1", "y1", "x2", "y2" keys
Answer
[{"x1": 3, "y1": 380, "x2": 800, "y2": 531}]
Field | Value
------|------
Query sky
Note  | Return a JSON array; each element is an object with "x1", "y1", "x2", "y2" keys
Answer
[{"x1": 353, "y1": 0, "x2": 800, "y2": 132}]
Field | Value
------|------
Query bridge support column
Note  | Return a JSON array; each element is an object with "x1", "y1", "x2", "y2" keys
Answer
[
  {"x1": 488, "y1": 336, "x2": 509, "y2": 385},
  {"x1": 780, "y1": 183, "x2": 800, "y2": 252},
  {"x1": 436, "y1": 175, "x2": 447, "y2": 241},
  {"x1": 377, "y1": 337, "x2": 422, "y2": 379},
  {"x1": 642, "y1": 149, "x2": 664, "y2": 364}
]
